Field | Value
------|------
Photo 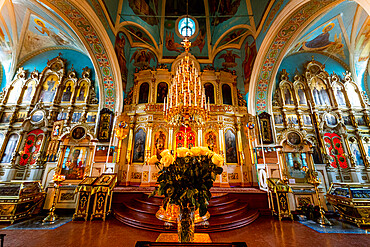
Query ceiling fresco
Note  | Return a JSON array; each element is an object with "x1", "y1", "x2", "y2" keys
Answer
[{"x1": 0, "y1": 0, "x2": 370, "y2": 110}]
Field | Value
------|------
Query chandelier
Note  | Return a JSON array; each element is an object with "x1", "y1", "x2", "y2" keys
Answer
[{"x1": 163, "y1": 39, "x2": 210, "y2": 126}]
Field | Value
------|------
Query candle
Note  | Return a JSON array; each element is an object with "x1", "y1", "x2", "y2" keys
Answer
[{"x1": 164, "y1": 97, "x2": 166, "y2": 111}]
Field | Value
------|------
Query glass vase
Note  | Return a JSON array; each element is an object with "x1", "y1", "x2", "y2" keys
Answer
[{"x1": 177, "y1": 205, "x2": 195, "y2": 242}]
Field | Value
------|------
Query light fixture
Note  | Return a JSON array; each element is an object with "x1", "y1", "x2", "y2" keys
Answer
[{"x1": 163, "y1": 39, "x2": 210, "y2": 127}]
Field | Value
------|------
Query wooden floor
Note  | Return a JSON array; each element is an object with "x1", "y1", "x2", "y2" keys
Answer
[{"x1": 1, "y1": 216, "x2": 369, "y2": 247}]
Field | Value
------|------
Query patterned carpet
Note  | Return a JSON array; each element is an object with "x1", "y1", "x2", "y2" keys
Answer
[{"x1": 299, "y1": 218, "x2": 370, "y2": 234}]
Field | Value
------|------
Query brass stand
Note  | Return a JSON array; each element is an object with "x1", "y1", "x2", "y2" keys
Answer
[
  {"x1": 308, "y1": 170, "x2": 332, "y2": 226},
  {"x1": 43, "y1": 180, "x2": 62, "y2": 224}
]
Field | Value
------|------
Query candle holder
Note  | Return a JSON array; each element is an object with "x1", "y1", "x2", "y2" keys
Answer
[
  {"x1": 306, "y1": 169, "x2": 332, "y2": 226},
  {"x1": 43, "y1": 174, "x2": 65, "y2": 224}
]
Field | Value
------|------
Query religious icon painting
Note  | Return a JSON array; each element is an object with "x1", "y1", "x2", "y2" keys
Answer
[
  {"x1": 16, "y1": 111, "x2": 27, "y2": 123},
  {"x1": 153, "y1": 131, "x2": 166, "y2": 158},
  {"x1": 52, "y1": 120, "x2": 63, "y2": 140},
  {"x1": 274, "y1": 114, "x2": 284, "y2": 125},
  {"x1": 287, "y1": 132, "x2": 302, "y2": 146},
  {"x1": 22, "y1": 80, "x2": 36, "y2": 103},
  {"x1": 156, "y1": 82, "x2": 168, "y2": 103},
  {"x1": 61, "y1": 80, "x2": 74, "y2": 102},
  {"x1": 93, "y1": 173, "x2": 117, "y2": 186},
  {"x1": 282, "y1": 86, "x2": 294, "y2": 105},
  {"x1": 258, "y1": 112, "x2": 273, "y2": 144},
  {"x1": 325, "y1": 113, "x2": 337, "y2": 126},
  {"x1": 349, "y1": 141, "x2": 364, "y2": 166},
  {"x1": 133, "y1": 129, "x2": 146, "y2": 163},
  {"x1": 76, "y1": 80, "x2": 89, "y2": 102},
  {"x1": 296, "y1": 84, "x2": 307, "y2": 105},
  {"x1": 286, "y1": 114, "x2": 298, "y2": 125},
  {"x1": 71, "y1": 126, "x2": 86, "y2": 140},
  {"x1": 86, "y1": 112, "x2": 97, "y2": 123},
  {"x1": 72, "y1": 112, "x2": 82, "y2": 123},
  {"x1": 0, "y1": 134, "x2": 19, "y2": 163},
  {"x1": 61, "y1": 146, "x2": 89, "y2": 180},
  {"x1": 40, "y1": 74, "x2": 59, "y2": 103},
  {"x1": 57, "y1": 111, "x2": 67, "y2": 121},
  {"x1": 302, "y1": 115, "x2": 312, "y2": 126},
  {"x1": 343, "y1": 115, "x2": 351, "y2": 125},
  {"x1": 0, "y1": 112, "x2": 12, "y2": 123},
  {"x1": 356, "y1": 116, "x2": 366, "y2": 126},
  {"x1": 205, "y1": 131, "x2": 217, "y2": 152},
  {"x1": 97, "y1": 108, "x2": 114, "y2": 142},
  {"x1": 31, "y1": 110, "x2": 44, "y2": 123},
  {"x1": 225, "y1": 129, "x2": 237, "y2": 163}
]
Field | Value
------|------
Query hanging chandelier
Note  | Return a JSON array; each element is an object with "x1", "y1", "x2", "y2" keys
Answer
[{"x1": 163, "y1": 39, "x2": 210, "y2": 127}]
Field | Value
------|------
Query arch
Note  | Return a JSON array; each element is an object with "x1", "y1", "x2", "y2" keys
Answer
[
  {"x1": 138, "y1": 82, "x2": 150, "y2": 104},
  {"x1": 40, "y1": 0, "x2": 122, "y2": 111},
  {"x1": 222, "y1": 84, "x2": 232, "y2": 105},
  {"x1": 204, "y1": 82, "x2": 215, "y2": 104},
  {"x1": 248, "y1": 0, "x2": 343, "y2": 114},
  {"x1": 156, "y1": 82, "x2": 168, "y2": 103}
]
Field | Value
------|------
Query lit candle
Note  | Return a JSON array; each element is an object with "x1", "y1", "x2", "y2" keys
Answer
[
  {"x1": 195, "y1": 79, "x2": 197, "y2": 105},
  {"x1": 164, "y1": 97, "x2": 166, "y2": 111}
]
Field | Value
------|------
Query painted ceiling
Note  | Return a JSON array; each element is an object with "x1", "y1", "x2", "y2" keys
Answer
[{"x1": 0, "y1": 0, "x2": 370, "y2": 101}]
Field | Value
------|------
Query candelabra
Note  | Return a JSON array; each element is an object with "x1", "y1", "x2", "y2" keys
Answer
[
  {"x1": 43, "y1": 174, "x2": 65, "y2": 224},
  {"x1": 163, "y1": 39, "x2": 210, "y2": 127}
]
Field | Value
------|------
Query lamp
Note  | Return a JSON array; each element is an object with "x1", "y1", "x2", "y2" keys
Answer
[{"x1": 163, "y1": 39, "x2": 210, "y2": 127}]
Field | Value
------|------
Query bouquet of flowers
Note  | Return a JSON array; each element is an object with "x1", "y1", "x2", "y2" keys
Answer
[{"x1": 149, "y1": 146, "x2": 224, "y2": 217}]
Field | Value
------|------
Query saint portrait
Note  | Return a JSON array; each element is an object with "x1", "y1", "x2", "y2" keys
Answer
[
  {"x1": 71, "y1": 127, "x2": 86, "y2": 140},
  {"x1": 225, "y1": 130, "x2": 237, "y2": 163},
  {"x1": 156, "y1": 82, "x2": 168, "y2": 103},
  {"x1": 62, "y1": 81, "x2": 74, "y2": 102},
  {"x1": 297, "y1": 85, "x2": 307, "y2": 105},
  {"x1": 274, "y1": 114, "x2": 283, "y2": 125},
  {"x1": 133, "y1": 129, "x2": 146, "y2": 163},
  {"x1": 22, "y1": 80, "x2": 36, "y2": 103},
  {"x1": 76, "y1": 82, "x2": 87, "y2": 102},
  {"x1": 325, "y1": 114, "x2": 337, "y2": 126},
  {"x1": 350, "y1": 142, "x2": 364, "y2": 166},
  {"x1": 335, "y1": 88, "x2": 346, "y2": 106},
  {"x1": 283, "y1": 87, "x2": 293, "y2": 105},
  {"x1": 61, "y1": 147, "x2": 88, "y2": 180},
  {"x1": 40, "y1": 75, "x2": 59, "y2": 103},
  {"x1": 0, "y1": 134, "x2": 19, "y2": 163}
]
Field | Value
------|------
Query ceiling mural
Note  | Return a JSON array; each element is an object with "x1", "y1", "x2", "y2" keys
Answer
[
  {"x1": 0, "y1": 0, "x2": 369, "y2": 112},
  {"x1": 287, "y1": 19, "x2": 349, "y2": 64},
  {"x1": 19, "y1": 14, "x2": 76, "y2": 60}
]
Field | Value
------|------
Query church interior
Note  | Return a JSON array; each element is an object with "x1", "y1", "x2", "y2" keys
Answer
[{"x1": 0, "y1": 0, "x2": 370, "y2": 246}]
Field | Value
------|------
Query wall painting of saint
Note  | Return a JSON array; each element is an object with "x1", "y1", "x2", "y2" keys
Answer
[
  {"x1": 133, "y1": 129, "x2": 146, "y2": 163},
  {"x1": 225, "y1": 130, "x2": 237, "y2": 163}
]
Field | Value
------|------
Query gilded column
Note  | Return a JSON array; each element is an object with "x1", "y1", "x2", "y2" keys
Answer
[{"x1": 218, "y1": 122, "x2": 225, "y2": 156}]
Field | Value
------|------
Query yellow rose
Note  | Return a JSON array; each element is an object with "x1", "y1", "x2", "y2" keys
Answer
[
  {"x1": 212, "y1": 153, "x2": 224, "y2": 167},
  {"x1": 177, "y1": 147, "x2": 190, "y2": 157},
  {"x1": 160, "y1": 149, "x2": 171, "y2": 157},
  {"x1": 199, "y1": 146, "x2": 210, "y2": 156},
  {"x1": 148, "y1": 155, "x2": 159, "y2": 166},
  {"x1": 190, "y1": 147, "x2": 201, "y2": 156},
  {"x1": 160, "y1": 154, "x2": 175, "y2": 167}
]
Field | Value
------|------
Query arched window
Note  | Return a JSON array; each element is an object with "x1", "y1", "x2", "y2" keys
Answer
[
  {"x1": 222, "y1": 84, "x2": 232, "y2": 105},
  {"x1": 138, "y1": 82, "x2": 150, "y2": 104},
  {"x1": 1, "y1": 134, "x2": 19, "y2": 163},
  {"x1": 204, "y1": 83, "x2": 215, "y2": 104},
  {"x1": 156, "y1": 82, "x2": 168, "y2": 103}
]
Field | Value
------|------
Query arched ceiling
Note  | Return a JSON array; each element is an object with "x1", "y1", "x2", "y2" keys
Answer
[
  {"x1": 0, "y1": 0, "x2": 87, "y2": 82},
  {"x1": 0, "y1": 0, "x2": 370, "y2": 114}
]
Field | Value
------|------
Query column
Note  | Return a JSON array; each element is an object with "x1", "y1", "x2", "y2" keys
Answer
[
  {"x1": 144, "y1": 123, "x2": 153, "y2": 162},
  {"x1": 169, "y1": 127, "x2": 174, "y2": 151}
]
